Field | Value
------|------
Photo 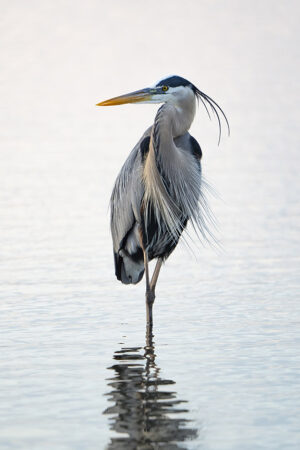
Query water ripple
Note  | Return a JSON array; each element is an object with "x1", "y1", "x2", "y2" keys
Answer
[{"x1": 104, "y1": 331, "x2": 198, "y2": 449}]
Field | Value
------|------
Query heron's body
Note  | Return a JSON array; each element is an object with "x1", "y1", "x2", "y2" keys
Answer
[
  {"x1": 97, "y1": 75, "x2": 228, "y2": 325},
  {"x1": 111, "y1": 121, "x2": 202, "y2": 284}
]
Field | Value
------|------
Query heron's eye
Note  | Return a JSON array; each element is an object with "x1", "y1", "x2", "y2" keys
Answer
[{"x1": 162, "y1": 86, "x2": 169, "y2": 92}]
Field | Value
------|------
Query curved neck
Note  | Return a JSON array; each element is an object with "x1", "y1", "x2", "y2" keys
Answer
[
  {"x1": 154, "y1": 95, "x2": 196, "y2": 140},
  {"x1": 151, "y1": 94, "x2": 196, "y2": 166}
]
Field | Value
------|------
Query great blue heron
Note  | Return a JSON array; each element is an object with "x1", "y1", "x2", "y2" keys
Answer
[{"x1": 97, "y1": 75, "x2": 229, "y2": 325}]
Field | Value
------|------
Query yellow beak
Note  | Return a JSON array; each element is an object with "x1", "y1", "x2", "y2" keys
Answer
[{"x1": 96, "y1": 88, "x2": 154, "y2": 106}]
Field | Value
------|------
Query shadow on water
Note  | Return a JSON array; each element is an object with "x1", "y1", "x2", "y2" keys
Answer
[{"x1": 104, "y1": 327, "x2": 198, "y2": 449}]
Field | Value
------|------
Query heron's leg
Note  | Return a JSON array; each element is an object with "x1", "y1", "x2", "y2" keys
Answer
[
  {"x1": 150, "y1": 258, "x2": 163, "y2": 295},
  {"x1": 138, "y1": 227, "x2": 155, "y2": 325},
  {"x1": 143, "y1": 247, "x2": 150, "y2": 292},
  {"x1": 142, "y1": 249, "x2": 155, "y2": 325}
]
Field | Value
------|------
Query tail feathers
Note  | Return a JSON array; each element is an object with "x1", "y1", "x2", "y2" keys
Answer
[{"x1": 114, "y1": 249, "x2": 144, "y2": 285}]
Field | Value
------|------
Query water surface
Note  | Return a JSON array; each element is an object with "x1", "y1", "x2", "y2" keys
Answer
[{"x1": 1, "y1": 1, "x2": 300, "y2": 449}]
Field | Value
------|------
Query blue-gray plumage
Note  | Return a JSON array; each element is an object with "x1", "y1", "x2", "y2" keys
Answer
[{"x1": 97, "y1": 75, "x2": 229, "y2": 325}]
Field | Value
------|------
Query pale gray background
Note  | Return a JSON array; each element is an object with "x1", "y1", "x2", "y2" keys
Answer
[{"x1": 1, "y1": 1, "x2": 300, "y2": 449}]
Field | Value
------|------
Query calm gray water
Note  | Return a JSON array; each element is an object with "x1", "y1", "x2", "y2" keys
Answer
[{"x1": 1, "y1": 1, "x2": 300, "y2": 449}]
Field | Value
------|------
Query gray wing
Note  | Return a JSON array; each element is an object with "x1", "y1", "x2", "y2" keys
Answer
[{"x1": 110, "y1": 127, "x2": 152, "y2": 282}]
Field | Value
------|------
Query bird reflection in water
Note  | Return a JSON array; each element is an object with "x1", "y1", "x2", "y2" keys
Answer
[{"x1": 104, "y1": 329, "x2": 197, "y2": 449}]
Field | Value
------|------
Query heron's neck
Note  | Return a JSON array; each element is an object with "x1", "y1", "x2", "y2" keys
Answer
[{"x1": 152, "y1": 97, "x2": 196, "y2": 152}]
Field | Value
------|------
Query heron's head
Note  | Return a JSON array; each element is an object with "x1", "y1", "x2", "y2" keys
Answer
[
  {"x1": 97, "y1": 75, "x2": 229, "y2": 142},
  {"x1": 96, "y1": 75, "x2": 198, "y2": 106}
]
